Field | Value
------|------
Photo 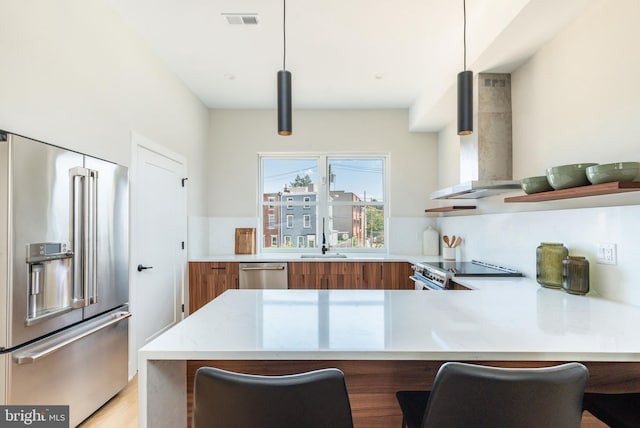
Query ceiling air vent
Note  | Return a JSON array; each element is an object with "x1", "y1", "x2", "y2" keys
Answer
[{"x1": 222, "y1": 13, "x2": 259, "y2": 25}]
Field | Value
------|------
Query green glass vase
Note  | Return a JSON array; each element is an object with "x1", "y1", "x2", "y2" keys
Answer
[
  {"x1": 562, "y1": 256, "x2": 590, "y2": 295},
  {"x1": 536, "y1": 242, "x2": 568, "y2": 288}
]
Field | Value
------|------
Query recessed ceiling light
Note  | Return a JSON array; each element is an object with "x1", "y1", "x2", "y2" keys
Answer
[
  {"x1": 374, "y1": 73, "x2": 384, "y2": 80},
  {"x1": 224, "y1": 73, "x2": 236, "y2": 80}
]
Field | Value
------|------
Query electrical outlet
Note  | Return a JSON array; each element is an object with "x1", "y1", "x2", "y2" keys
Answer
[{"x1": 596, "y1": 243, "x2": 617, "y2": 265}]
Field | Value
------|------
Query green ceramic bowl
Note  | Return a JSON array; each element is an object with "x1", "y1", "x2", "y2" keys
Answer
[
  {"x1": 546, "y1": 163, "x2": 598, "y2": 190},
  {"x1": 586, "y1": 162, "x2": 640, "y2": 184},
  {"x1": 520, "y1": 176, "x2": 553, "y2": 194}
]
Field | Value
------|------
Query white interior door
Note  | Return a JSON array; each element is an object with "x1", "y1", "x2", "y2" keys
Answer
[{"x1": 130, "y1": 132, "x2": 186, "y2": 375}]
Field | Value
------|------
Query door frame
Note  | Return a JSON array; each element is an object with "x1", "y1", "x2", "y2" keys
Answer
[{"x1": 129, "y1": 131, "x2": 187, "y2": 377}]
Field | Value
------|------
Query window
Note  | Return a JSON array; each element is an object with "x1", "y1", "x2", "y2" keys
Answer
[
  {"x1": 268, "y1": 214, "x2": 275, "y2": 229},
  {"x1": 260, "y1": 155, "x2": 386, "y2": 252},
  {"x1": 270, "y1": 235, "x2": 277, "y2": 246},
  {"x1": 307, "y1": 235, "x2": 316, "y2": 248}
]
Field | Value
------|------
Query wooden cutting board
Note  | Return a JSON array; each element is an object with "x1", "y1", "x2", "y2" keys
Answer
[{"x1": 234, "y1": 228, "x2": 256, "y2": 254}]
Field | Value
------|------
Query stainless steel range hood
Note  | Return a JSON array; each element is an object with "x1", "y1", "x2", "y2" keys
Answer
[
  {"x1": 430, "y1": 180, "x2": 521, "y2": 199},
  {"x1": 431, "y1": 73, "x2": 520, "y2": 200}
]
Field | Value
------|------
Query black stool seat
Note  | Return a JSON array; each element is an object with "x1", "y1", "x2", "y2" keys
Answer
[
  {"x1": 192, "y1": 366, "x2": 353, "y2": 428},
  {"x1": 583, "y1": 393, "x2": 640, "y2": 428},
  {"x1": 395, "y1": 362, "x2": 588, "y2": 428}
]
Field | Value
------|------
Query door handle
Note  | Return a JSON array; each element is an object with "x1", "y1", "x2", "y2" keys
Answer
[{"x1": 137, "y1": 264, "x2": 153, "y2": 272}]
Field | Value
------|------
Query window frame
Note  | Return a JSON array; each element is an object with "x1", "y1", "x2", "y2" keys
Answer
[{"x1": 258, "y1": 153, "x2": 389, "y2": 254}]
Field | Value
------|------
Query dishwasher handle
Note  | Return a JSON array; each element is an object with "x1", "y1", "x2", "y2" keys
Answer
[{"x1": 240, "y1": 265, "x2": 286, "y2": 271}]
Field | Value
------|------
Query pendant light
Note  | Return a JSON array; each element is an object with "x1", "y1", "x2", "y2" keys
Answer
[
  {"x1": 277, "y1": 0, "x2": 292, "y2": 136},
  {"x1": 457, "y1": 0, "x2": 473, "y2": 136}
]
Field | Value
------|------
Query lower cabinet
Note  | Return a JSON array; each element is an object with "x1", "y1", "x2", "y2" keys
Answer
[
  {"x1": 288, "y1": 261, "x2": 413, "y2": 290},
  {"x1": 362, "y1": 262, "x2": 414, "y2": 290},
  {"x1": 188, "y1": 262, "x2": 239, "y2": 313},
  {"x1": 450, "y1": 281, "x2": 471, "y2": 291},
  {"x1": 189, "y1": 261, "x2": 414, "y2": 313},
  {"x1": 288, "y1": 262, "x2": 360, "y2": 289}
]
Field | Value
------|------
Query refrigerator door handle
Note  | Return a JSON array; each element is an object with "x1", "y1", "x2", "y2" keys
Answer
[
  {"x1": 88, "y1": 169, "x2": 98, "y2": 304},
  {"x1": 70, "y1": 166, "x2": 91, "y2": 308},
  {"x1": 12, "y1": 311, "x2": 131, "y2": 365}
]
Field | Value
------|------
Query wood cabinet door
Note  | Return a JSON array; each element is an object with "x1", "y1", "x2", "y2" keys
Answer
[
  {"x1": 450, "y1": 281, "x2": 471, "y2": 290},
  {"x1": 288, "y1": 262, "x2": 326, "y2": 289},
  {"x1": 326, "y1": 262, "x2": 362, "y2": 289},
  {"x1": 383, "y1": 262, "x2": 414, "y2": 290},
  {"x1": 360, "y1": 262, "x2": 413, "y2": 290},
  {"x1": 188, "y1": 262, "x2": 239, "y2": 313},
  {"x1": 361, "y1": 262, "x2": 384, "y2": 289}
]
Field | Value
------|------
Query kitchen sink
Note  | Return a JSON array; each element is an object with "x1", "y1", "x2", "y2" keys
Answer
[{"x1": 300, "y1": 254, "x2": 348, "y2": 258}]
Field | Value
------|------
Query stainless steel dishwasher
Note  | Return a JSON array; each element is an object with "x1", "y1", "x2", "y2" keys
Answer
[{"x1": 239, "y1": 262, "x2": 288, "y2": 289}]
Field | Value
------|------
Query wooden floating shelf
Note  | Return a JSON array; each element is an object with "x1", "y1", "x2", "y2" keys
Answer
[
  {"x1": 425, "y1": 205, "x2": 477, "y2": 213},
  {"x1": 504, "y1": 181, "x2": 640, "y2": 203}
]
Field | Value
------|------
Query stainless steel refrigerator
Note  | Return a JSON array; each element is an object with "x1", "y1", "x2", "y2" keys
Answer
[{"x1": 0, "y1": 131, "x2": 130, "y2": 427}]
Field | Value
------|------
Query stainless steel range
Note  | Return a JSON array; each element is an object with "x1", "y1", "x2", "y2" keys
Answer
[{"x1": 410, "y1": 260, "x2": 523, "y2": 290}]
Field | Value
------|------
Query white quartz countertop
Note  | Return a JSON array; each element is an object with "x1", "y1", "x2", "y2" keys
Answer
[{"x1": 139, "y1": 284, "x2": 640, "y2": 362}]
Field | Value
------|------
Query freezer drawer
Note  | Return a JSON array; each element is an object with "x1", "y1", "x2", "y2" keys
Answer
[{"x1": 4, "y1": 308, "x2": 130, "y2": 427}]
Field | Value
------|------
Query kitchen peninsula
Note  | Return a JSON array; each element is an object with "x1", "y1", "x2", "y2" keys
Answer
[{"x1": 138, "y1": 282, "x2": 640, "y2": 428}]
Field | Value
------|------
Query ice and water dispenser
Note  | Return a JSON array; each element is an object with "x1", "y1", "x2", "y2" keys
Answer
[{"x1": 26, "y1": 242, "x2": 74, "y2": 324}]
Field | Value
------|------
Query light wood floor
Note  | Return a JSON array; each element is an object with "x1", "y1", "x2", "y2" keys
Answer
[{"x1": 77, "y1": 375, "x2": 138, "y2": 428}]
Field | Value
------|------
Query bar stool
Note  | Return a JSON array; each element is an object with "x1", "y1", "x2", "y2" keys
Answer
[
  {"x1": 396, "y1": 362, "x2": 588, "y2": 428},
  {"x1": 192, "y1": 366, "x2": 353, "y2": 428}
]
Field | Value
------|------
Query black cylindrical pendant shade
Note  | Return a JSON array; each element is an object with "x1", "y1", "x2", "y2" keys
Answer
[
  {"x1": 457, "y1": 70, "x2": 473, "y2": 136},
  {"x1": 277, "y1": 70, "x2": 292, "y2": 136}
]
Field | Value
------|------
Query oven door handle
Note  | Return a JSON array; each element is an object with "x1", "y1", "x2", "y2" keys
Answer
[{"x1": 410, "y1": 275, "x2": 445, "y2": 290}]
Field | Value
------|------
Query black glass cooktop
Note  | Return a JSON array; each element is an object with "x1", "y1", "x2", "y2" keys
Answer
[{"x1": 422, "y1": 260, "x2": 522, "y2": 277}]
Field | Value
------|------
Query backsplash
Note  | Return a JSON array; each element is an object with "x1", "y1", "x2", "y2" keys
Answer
[
  {"x1": 187, "y1": 208, "x2": 640, "y2": 307},
  {"x1": 188, "y1": 216, "x2": 434, "y2": 258},
  {"x1": 438, "y1": 205, "x2": 640, "y2": 306}
]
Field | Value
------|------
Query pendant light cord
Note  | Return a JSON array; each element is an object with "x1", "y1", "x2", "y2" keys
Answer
[
  {"x1": 463, "y1": 0, "x2": 467, "y2": 71},
  {"x1": 283, "y1": 0, "x2": 287, "y2": 70}
]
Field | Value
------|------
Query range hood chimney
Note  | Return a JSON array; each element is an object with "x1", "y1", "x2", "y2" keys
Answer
[{"x1": 431, "y1": 73, "x2": 521, "y2": 199}]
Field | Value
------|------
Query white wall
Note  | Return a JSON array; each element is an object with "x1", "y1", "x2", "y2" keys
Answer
[
  {"x1": 0, "y1": 0, "x2": 211, "y2": 381},
  {"x1": 200, "y1": 109, "x2": 438, "y2": 255},
  {"x1": 0, "y1": 0, "x2": 210, "y2": 215},
  {"x1": 512, "y1": 0, "x2": 640, "y2": 176},
  {"x1": 437, "y1": 0, "x2": 640, "y2": 305},
  {"x1": 437, "y1": 121, "x2": 461, "y2": 189}
]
